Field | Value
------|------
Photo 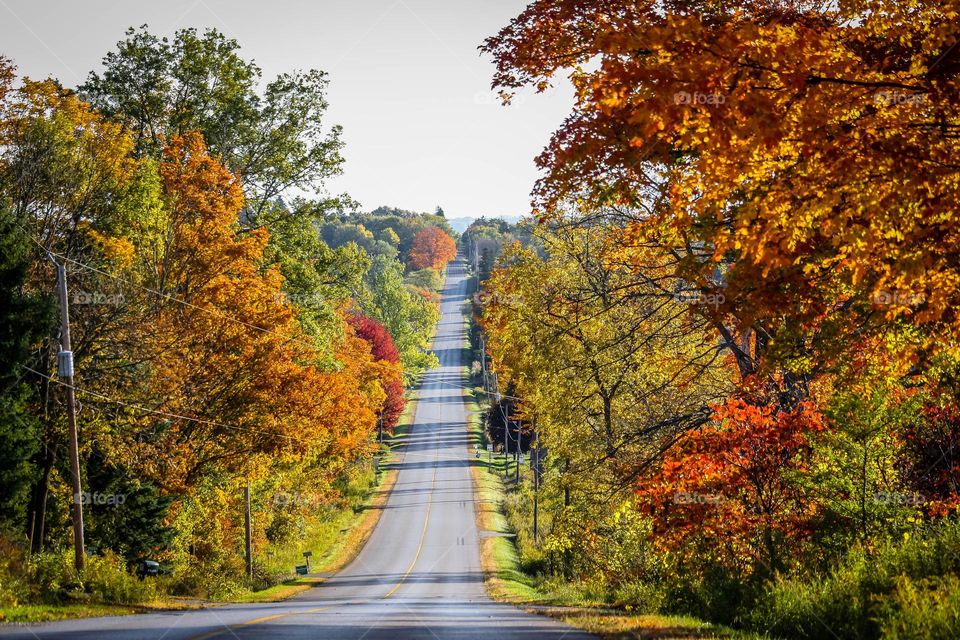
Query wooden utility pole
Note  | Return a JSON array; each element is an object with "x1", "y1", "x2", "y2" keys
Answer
[
  {"x1": 51, "y1": 258, "x2": 85, "y2": 571},
  {"x1": 245, "y1": 482, "x2": 253, "y2": 581},
  {"x1": 533, "y1": 446, "x2": 540, "y2": 544},
  {"x1": 515, "y1": 430, "x2": 520, "y2": 484}
]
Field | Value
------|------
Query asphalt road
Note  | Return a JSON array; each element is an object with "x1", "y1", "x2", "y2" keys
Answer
[{"x1": 1, "y1": 258, "x2": 592, "y2": 640}]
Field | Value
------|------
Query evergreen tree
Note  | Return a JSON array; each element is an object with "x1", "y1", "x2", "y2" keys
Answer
[{"x1": 0, "y1": 205, "x2": 54, "y2": 537}]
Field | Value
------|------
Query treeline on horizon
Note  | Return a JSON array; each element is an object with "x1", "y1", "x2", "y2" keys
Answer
[{"x1": 0, "y1": 25, "x2": 458, "y2": 605}]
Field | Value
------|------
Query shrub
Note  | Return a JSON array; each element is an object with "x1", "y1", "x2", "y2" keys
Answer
[
  {"x1": 611, "y1": 581, "x2": 666, "y2": 612},
  {"x1": 876, "y1": 574, "x2": 960, "y2": 640},
  {"x1": 0, "y1": 537, "x2": 31, "y2": 607},
  {"x1": 27, "y1": 549, "x2": 80, "y2": 604},
  {"x1": 82, "y1": 551, "x2": 155, "y2": 604},
  {"x1": 748, "y1": 554, "x2": 874, "y2": 639},
  {"x1": 748, "y1": 522, "x2": 960, "y2": 639}
]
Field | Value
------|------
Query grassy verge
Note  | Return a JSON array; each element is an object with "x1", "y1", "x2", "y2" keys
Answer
[
  {"x1": 0, "y1": 603, "x2": 142, "y2": 624},
  {"x1": 461, "y1": 300, "x2": 749, "y2": 640},
  {"x1": 0, "y1": 597, "x2": 206, "y2": 624}
]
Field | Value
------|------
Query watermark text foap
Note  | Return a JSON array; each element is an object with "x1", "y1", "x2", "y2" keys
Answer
[
  {"x1": 475, "y1": 291, "x2": 524, "y2": 307},
  {"x1": 872, "y1": 290, "x2": 925, "y2": 306},
  {"x1": 674, "y1": 91, "x2": 726, "y2": 106},
  {"x1": 73, "y1": 291, "x2": 125, "y2": 307},
  {"x1": 673, "y1": 491, "x2": 724, "y2": 505},
  {"x1": 874, "y1": 91, "x2": 926, "y2": 107},
  {"x1": 873, "y1": 491, "x2": 926, "y2": 506},
  {"x1": 270, "y1": 492, "x2": 320, "y2": 509},
  {"x1": 75, "y1": 491, "x2": 126, "y2": 506},
  {"x1": 675, "y1": 290, "x2": 725, "y2": 309}
]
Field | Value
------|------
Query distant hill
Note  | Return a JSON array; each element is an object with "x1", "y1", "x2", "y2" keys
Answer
[{"x1": 446, "y1": 215, "x2": 524, "y2": 234}]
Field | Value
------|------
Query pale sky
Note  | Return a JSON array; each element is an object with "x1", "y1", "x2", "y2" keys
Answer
[{"x1": 0, "y1": 0, "x2": 573, "y2": 218}]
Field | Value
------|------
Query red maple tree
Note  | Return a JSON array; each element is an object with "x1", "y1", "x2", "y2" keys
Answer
[{"x1": 348, "y1": 314, "x2": 406, "y2": 430}]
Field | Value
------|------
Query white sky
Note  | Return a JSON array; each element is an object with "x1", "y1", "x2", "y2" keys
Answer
[{"x1": 0, "y1": 0, "x2": 573, "y2": 218}]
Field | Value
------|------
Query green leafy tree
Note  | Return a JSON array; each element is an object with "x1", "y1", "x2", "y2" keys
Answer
[{"x1": 80, "y1": 25, "x2": 344, "y2": 224}]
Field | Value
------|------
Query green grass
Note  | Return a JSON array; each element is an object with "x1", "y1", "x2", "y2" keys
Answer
[
  {"x1": 0, "y1": 603, "x2": 140, "y2": 623},
  {"x1": 0, "y1": 599, "x2": 206, "y2": 624}
]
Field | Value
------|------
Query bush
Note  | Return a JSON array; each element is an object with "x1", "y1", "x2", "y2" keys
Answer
[
  {"x1": 749, "y1": 554, "x2": 873, "y2": 639},
  {"x1": 748, "y1": 522, "x2": 960, "y2": 639},
  {"x1": 0, "y1": 538, "x2": 159, "y2": 607},
  {"x1": 26, "y1": 549, "x2": 81, "y2": 604},
  {"x1": 877, "y1": 574, "x2": 960, "y2": 640},
  {"x1": 611, "y1": 581, "x2": 666, "y2": 612},
  {"x1": 0, "y1": 537, "x2": 31, "y2": 607},
  {"x1": 81, "y1": 551, "x2": 156, "y2": 605}
]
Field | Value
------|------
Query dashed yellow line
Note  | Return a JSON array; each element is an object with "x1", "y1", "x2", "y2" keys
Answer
[
  {"x1": 383, "y1": 460, "x2": 439, "y2": 598},
  {"x1": 188, "y1": 605, "x2": 335, "y2": 640}
]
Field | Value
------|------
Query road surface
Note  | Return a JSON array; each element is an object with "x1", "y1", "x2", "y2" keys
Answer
[{"x1": 1, "y1": 258, "x2": 591, "y2": 639}]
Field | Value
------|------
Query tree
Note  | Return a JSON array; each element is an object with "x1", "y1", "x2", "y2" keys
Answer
[
  {"x1": 363, "y1": 255, "x2": 439, "y2": 378},
  {"x1": 80, "y1": 25, "x2": 344, "y2": 224},
  {"x1": 482, "y1": 0, "x2": 960, "y2": 385},
  {"x1": 348, "y1": 314, "x2": 405, "y2": 430},
  {"x1": 263, "y1": 204, "x2": 370, "y2": 363},
  {"x1": 0, "y1": 204, "x2": 54, "y2": 536},
  {"x1": 407, "y1": 226, "x2": 457, "y2": 271},
  {"x1": 0, "y1": 76, "x2": 145, "y2": 551},
  {"x1": 637, "y1": 397, "x2": 825, "y2": 576},
  {"x1": 482, "y1": 224, "x2": 728, "y2": 576},
  {"x1": 112, "y1": 132, "x2": 380, "y2": 489}
]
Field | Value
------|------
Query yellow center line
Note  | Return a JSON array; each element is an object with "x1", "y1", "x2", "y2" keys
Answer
[
  {"x1": 384, "y1": 427, "x2": 441, "y2": 598},
  {"x1": 188, "y1": 605, "x2": 336, "y2": 640}
]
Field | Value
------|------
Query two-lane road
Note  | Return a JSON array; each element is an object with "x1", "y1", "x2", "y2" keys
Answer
[{"x1": 1, "y1": 258, "x2": 592, "y2": 640}]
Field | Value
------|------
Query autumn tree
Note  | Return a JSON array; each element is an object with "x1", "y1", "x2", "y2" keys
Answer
[
  {"x1": 638, "y1": 398, "x2": 825, "y2": 576},
  {"x1": 0, "y1": 77, "x2": 151, "y2": 551},
  {"x1": 348, "y1": 314, "x2": 406, "y2": 431},
  {"x1": 482, "y1": 223, "x2": 728, "y2": 577},
  {"x1": 407, "y1": 226, "x2": 457, "y2": 271},
  {"x1": 483, "y1": 0, "x2": 960, "y2": 390},
  {"x1": 108, "y1": 132, "x2": 381, "y2": 489}
]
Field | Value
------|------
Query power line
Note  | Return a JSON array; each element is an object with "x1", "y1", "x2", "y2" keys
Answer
[
  {"x1": 56, "y1": 249, "x2": 315, "y2": 350},
  {"x1": 26, "y1": 235, "x2": 319, "y2": 352},
  {"x1": 25, "y1": 366, "x2": 304, "y2": 444}
]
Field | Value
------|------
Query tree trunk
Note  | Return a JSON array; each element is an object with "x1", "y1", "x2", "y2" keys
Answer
[{"x1": 29, "y1": 444, "x2": 56, "y2": 553}]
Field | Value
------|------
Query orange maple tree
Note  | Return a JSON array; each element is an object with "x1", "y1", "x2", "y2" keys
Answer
[
  {"x1": 483, "y1": 0, "x2": 960, "y2": 373},
  {"x1": 407, "y1": 226, "x2": 457, "y2": 271},
  {"x1": 637, "y1": 397, "x2": 826, "y2": 573},
  {"x1": 117, "y1": 132, "x2": 380, "y2": 489}
]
